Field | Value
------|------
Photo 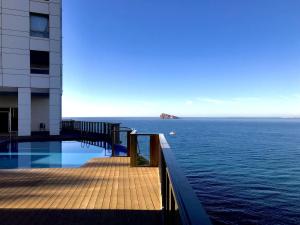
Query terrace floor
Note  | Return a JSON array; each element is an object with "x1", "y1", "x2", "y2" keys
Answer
[{"x1": 0, "y1": 157, "x2": 162, "y2": 225}]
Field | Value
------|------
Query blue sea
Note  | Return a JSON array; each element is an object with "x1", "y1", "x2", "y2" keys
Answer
[{"x1": 73, "y1": 117, "x2": 300, "y2": 225}]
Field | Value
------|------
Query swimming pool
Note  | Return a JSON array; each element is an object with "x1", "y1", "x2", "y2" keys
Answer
[{"x1": 0, "y1": 141, "x2": 125, "y2": 169}]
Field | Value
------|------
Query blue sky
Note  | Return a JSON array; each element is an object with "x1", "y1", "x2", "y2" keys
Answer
[{"x1": 62, "y1": 0, "x2": 300, "y2": 117}]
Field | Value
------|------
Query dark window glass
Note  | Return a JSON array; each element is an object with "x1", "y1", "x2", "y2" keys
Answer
[
  {"x1": 30, "y1": 51, "x2": 50, "y2": 74},
  {"x1": 30, "y1": 13, "x2": 49, "y2": 38},
  {"x1": 11, "y1": 108, "x2": 18, "y2": 132}
]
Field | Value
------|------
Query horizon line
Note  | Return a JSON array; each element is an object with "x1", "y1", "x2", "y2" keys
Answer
[{"x1": 62, "y1": 116, "x2": 300, "y2": 119}]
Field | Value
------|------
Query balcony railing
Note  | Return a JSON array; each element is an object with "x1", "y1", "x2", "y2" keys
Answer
[
  {"x1": 61, "y1": 120, "x2": 120, "y2": 137},
  {"x1": 128, "y1": 131, "x2": 212, "y2": 225},
  {"x1": 61, "y1": 120, "x2": 132, "y2": 156}
]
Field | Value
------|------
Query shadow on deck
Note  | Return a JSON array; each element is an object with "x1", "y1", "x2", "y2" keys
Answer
[{"x1": 0, "y1": 209, "x2": 163, "y2": 225}]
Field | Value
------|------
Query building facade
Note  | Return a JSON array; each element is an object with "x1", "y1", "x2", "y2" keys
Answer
[{"x1": 0, "y1": 0, "x2": 62, "y2": 136}]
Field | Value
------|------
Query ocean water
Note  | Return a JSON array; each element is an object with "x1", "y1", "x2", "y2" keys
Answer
[{"x1": 73, "y1": 117, "x2": 300, "y2": 225}]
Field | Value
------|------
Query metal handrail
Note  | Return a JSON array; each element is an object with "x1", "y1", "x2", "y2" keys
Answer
[{"x1": 159, "y1": 134, "x2": 212, "y2": 225}]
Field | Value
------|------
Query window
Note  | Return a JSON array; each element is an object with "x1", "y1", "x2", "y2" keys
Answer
[
  {"x1": 30, "y1": 13, "x2": 49, "y2": 38},
  {"x1": 30, "y1": 51, "x2": 50, "y2": 74}
]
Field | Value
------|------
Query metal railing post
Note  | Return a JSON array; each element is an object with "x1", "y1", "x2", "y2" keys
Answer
[
  {"x1": 111, "y1": 125, "x2": 116, "y2": 157},
  {"x1": 150, "y1": 134, "x2": 160, "y2": 167},
  {"x1": 127, "y1": 130, "x2": 131, "y2": 157},
  {"x1": 114, "y1": 124, "x2": 120, "y2": 144},
  {"x1": 130, "y1": 133, "x2": 138, "y2": 167}
]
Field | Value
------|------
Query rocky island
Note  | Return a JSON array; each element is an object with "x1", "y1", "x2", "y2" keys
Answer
[{"x1": 160, "y1": 113, "x2": 179, "y2": 119}]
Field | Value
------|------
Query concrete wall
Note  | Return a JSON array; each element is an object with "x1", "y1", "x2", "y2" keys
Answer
[
  {"x1": 0, "y1": 0, "x2": 62, "y2": 89},
  {"x1": 31, "y1": 95, "x2": 49, "y2": 132},
  {"x1": 0, "y1": 0, "x2": 62, "y2": 136},
  {"x1": 49, "y1": 88, "x2": 61, "y2": 135}
]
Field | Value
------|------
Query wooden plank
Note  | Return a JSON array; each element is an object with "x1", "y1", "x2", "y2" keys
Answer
[{"x1": 0, "y1": 157, "x2": 162, "y2": 224}]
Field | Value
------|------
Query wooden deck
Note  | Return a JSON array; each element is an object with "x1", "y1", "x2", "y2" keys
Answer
[{"x1": 0, "y1": 157, "x2": 162, "y2": 225}]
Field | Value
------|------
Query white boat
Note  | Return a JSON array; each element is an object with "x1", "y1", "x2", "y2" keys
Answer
[{"x1": 169, "y1": 131, "x2": 176, "y2": 136}]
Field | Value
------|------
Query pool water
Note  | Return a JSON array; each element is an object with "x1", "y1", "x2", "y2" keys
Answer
[{"x1": 0, "y1": 141, "x2": 123, "y2": 169}]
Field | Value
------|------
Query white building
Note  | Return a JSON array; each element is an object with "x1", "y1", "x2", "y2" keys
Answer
[{"x1": 0, "y1": 0, "x2": 62, "y2": 136}]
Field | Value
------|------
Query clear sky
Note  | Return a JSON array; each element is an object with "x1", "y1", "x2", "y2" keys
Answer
[{"x1": 62, "y1": 0, "x2": 300, "y2": 117}]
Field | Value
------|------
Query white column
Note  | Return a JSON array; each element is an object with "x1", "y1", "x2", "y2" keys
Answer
[
  {"x1": 18, "y1": 88, "x2": 31, "y2": 136},
  {"x1": 49, "y1": 88, "x2": 61, "y2": 135}
]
